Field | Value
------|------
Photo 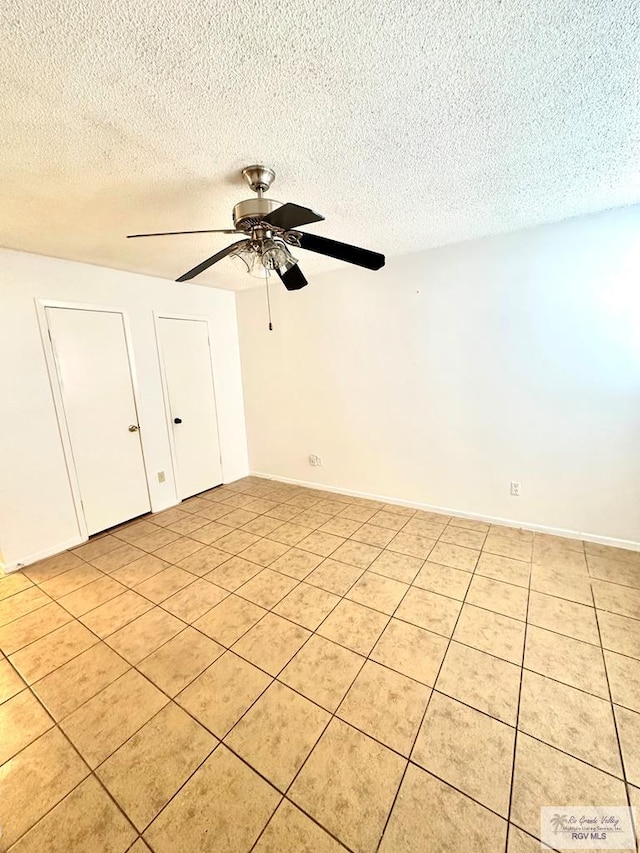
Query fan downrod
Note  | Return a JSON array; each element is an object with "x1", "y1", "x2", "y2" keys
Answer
[{"x1": 242, "y1": 165, "x2": 275, "y2": 195}]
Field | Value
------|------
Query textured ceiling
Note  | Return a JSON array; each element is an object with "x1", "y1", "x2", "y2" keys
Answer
[{"x1": 1, "y1": 1, "x2": 639, "y2": 290}]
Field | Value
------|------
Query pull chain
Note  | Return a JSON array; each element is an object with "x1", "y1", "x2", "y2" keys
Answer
[{"x1": 265, "y1": 276, "x2": 273, "y2": 331}]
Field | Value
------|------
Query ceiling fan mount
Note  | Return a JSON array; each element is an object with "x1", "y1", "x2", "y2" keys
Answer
[{"x1": 127, "y1": 165, "x2": 385, "y2": 290}]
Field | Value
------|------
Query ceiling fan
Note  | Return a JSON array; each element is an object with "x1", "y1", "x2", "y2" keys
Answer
[{"x1": 127, "y1": 165, "x2": 385, "y2": 291}]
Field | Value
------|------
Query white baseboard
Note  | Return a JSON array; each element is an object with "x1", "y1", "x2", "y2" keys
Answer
[
  {"x1": 251, "y1": 471, "x2": 640, "y2": 553},
  {"x1": 1, "y1": 535, "x2": 87, "y2": 574}
]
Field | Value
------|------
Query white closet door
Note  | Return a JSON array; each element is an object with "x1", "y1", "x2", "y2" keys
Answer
[
  {"x1": 157, "y1": 317, "x2": 223, "y2": 499},
  {"x1": 46, "y1": 307, "x2": 150, "y2": 534}
]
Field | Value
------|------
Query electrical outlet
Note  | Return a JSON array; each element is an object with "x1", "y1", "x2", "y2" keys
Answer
[
  {"x1": 308, "y1": 454, "x2": 324, "y2": 467},
  {"x1": 510, "y1": 481, "x2": 521, "y2": 497},
  {"x1": 157, "y1": 471, "x2": 166, "y2": 483}
]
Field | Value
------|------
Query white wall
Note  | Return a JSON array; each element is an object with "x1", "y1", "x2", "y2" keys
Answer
[
  {"x1": 0, "y1": 249, "x2": 248, "y2": 569},
  {"x1": 237, "y1": 205, "x2": 640, "y2": 547}
]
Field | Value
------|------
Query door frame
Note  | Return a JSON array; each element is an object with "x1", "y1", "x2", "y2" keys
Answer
[
  {"x1": 153, "y1": 312, "x2": 224, "y2": 501},
  {"x1": 35, "y1": 299, "x2": 152, "y2": 539}
]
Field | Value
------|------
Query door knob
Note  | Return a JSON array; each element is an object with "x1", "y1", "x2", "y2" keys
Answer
[
  {"x1": 173, "y1": 417, "x2": 182, "y2": 424},
  {"x1": 128, "y1": 424, "x2": 139, "y2": 432}
]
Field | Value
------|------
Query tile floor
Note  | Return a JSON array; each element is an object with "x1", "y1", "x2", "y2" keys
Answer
[{"x1": 1, "y1": 476, "x2": 639, "y2": 852}]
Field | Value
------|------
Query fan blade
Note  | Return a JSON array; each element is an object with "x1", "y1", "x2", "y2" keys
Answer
[
  {"x1": 296, "y1": 232, "x2": 385, "y2": 270},
  {"x1": 127, "y1": 229, "x2": 240, "y2": 238},
  {"x1": 176, "y1": 240, "x2": 249, "y2": 282},
  {"x1": 276, "y1": 264, "x2": 308, "y2": 291},
  {"x1": 262, "y1": 203, "x2": 324, "y2": 230}
]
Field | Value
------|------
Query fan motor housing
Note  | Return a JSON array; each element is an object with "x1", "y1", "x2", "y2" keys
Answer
[{"x1": 233, "y1": 197, "x2": 282, "y2": 230}]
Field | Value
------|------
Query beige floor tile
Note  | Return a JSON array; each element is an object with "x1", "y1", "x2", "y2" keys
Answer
[
  {"x1": 0, "y1": 585, "x2": 50, "y2": 626},
  {"x1": 453, "y1": 604, "x2": 525, "y2": 664},
  {"x1": 8, "y1": 775, "x2": 136, "y2": 853},
  {"x1": 165, "y1": 514, "x2": 210, "y2": 535},
  {"x1": 527, "y1": 590, "x2": 599, "y2": 645},
  {"x1": 39, "y1": 565, "x2": 103, "y2": 600},
  {"x1": 60, "y1": 670, "x2": 168, "y2": 768},
  {"x1": 134, "y1": 566, "x2": 195, "y2": 604},
  {"x1": 215, "y1": 529, "x2": 262, "y2": 555},
  {"x1": 511, "y1": 733, "x2": 628, "y2": 839},
  {"x1": 306, "y1": 559, "x2": 364, "y2": 595},
  {"x1": 240, "y1": 515, "x2": 283, "y2": 537},
  {"x1": 319, "y1": 516, "x2": 363, "y2": 538},
  {"x1": 0, "y1": 689, "x2": 53, "y2": 764},
  {"x1": 331, "y1": 539, "x2": 382, "y2": 569},
  {"x1": 233, "y1": 613, "x2": 310, "y2": 675},
  {"x1": 466, "y1": 574, "x2": 528, "y2": 620},
  {"x1": 604, "y1": 650, "x2": 640, "y2": 712},
  {"x1": 533, "y1": 546, "x2": 588, "y2": 575},
  {"x1": 265, "y1": 503, "x2": 304, "y2": 522},
  {"x1": 386, "y1": 532, "x2": 435, "y2": 559},
  {"x1": 0, "y1": 727, "x2": 89, "y2": 849},
  {"x1": 161, "y1": 577, "x2": 228, "y2": 622},
  {"x1": 138, "y1": 627, "x2": 224, "y2": 696},
  {"x1": 293, "y1": 509, "x2": 333, "y2": 529},
  {"x1": 535, "y1": 532, "x2": 584, "y2": 553},
  {"x1": 530, "y1": 564, "x2": 592, "y2": 605},
  {"x1": 217, "y1": 508, "x2": 260, "y2": 529},
  {"x1": 338, "y1": 504, "x2": 378, "y2": 523},
  {"x1": 484, "y1": 533, "x2": 531, "y2": 561},
  {"x1": 524, "y1": 625, "x2": 608, "y2": 698},
  {"x1": 439, "y1": 525, "x2": 486, "y2": 549},
  {"x1": 176, "y1": 545, "x2": 229, "y2": 576},
  {"x1": 0, "y1": 571, "x2": 33, "y2": 601},
  {"x1": 519, "y1": 669, "x2": 622, "y2": 776},
  {"x1": 267, "y1": 522, "x2": 315, "y2": 546},
  {"x1": 33, "y1": 642, "x2": 129, "y2": 720},
  {"x1": 254, "y1": 799, "x2": 345, "y2": 853},
  {"x1": 144, "y1": 745, "x2": 279, "y2": 853},
  {"x1": 448, "y1": 515, "x2": 490, "y2": 532},
  {"x1": 97, "y1": 702, "x2": 216, "y2": 831},
  {"x1": 436, "y1": 641, "x2": 521, "y2": 724},
  {"x1": 588, "y1": 554, "x2": 640, "y2": 589},
  {"x1": 9, "y1": 619, "x2": 97, "y2": 683},
  {"x1": 338, "y1": 660, "x2": 430, "y2": 755},
  {"x1": 89, "y1": 543, "x2": 146, "y2": 572},
  {"x1": 585, "y1": 542, "x2": 640, "y2": 564},
  {"x1": 350, "y1": 523, "x2": 395, "y2": 548},
  {"x1": 79, "y1": 590, "x2": 153, "y2": 638},
  {"x1": 318, "y1": 599, "x2": 389, "y2": 655},
  {"x1": 273, "y1": 582, "x2": 340, "y2": 630},
  {"x1": 177, "y1": 650, "x2": 271, "y2": 737},
  {"x1": 401, "y1": 518, "x2": 447, "y2": 539},
  {"x1": 58, "y1": 575, "x2": 127, "y2": 615},
  {"x1": 153, "y1": 537, "x2": 205, "y2": 563},
  {"x1": 0, "y1": 602, "x2": 72, "y2": 654},
  {"x1": 236, "y1": 568, "x2": 298, "y2": 608},
  {"x1": 489, "y1": 525, "x2": 533, "y2": 542},
  {"x1": 614, "y1": 704, "x2": 640, "y2": 787},
  {"x1": 592, "y1": 579, "x2": 640, "y2": 619},
  {"x1": 205, "y1": 555, "x2": 262, "y2": 590},
  {"x1": 226, "y1": 680, "x2": 330, "y2": 789},
  {"x1": 239, "y1": 538, "x2": 290, "y2": 567},
  {"x1": 106, "y1": 607, "x2": 185, "y2": 664},
  {"x1": 23, "y1": 551, "x2": 84, "y2": 583},
  {"x1": 188, "y1": 520, "x2": 237, "y2": 545},
  {"x1": 244, "y1": 497, "x2": 279, "y2": 514},
  {"x1": 290, "y1": 718, "x2": 405, "y2": 853},
  {"x1": 413, "y1": 692, "x2": 514, "y2": 816},
  {"x1": 475, "y1": 552, "x2": 530, "y2": 588},
  {"x1": 133, "y1": 527, "x2": 181, "y2": 553},
  {"x1": 113, "y1": 521, "x2": 162, "y2": 545},
  {"x1": 369, "y1": 509, "x2": 408, "y2": 530},
  {"x1": 152, "y1": 508, "x2": 194, "y2": 528},
  {"x1": 598, "y1": 610, "x2": 640, "y2": 660},
  {"x1": 280, "y1": 634, "x2": 365, "y2": 711},
  {"x1": 345, "y1": 571, "x2": 408, "y2": 615},
  {"x1": 72, "y1": 534, "x2": 125, "y2": 560},
  {"x1": 194, "y1": 594, "x2": 267, "y2": 646},
  {"x1": 507, "y1": 825, "x2": 553, "y2": 852},
  {"x1": 412, "y1": 560, "x2": 472, "y2": 599},
  {"x1": 298, "y1": 531, "x2": 346, "y2": 558},
  {"x1": 270, "y1": 547, "x2": 324, "y2": 579},
  {"x1": 315, "y1": 498, "x2": 349, "y2": 515},
  {"x1": 110, "y1": 554, "x2": 169, "y2": 588},
  {"x1": 369, "y1": 550, "x2": 423, "y2": 583},
  {"x1": 371, "y1": 618, "x2": 448, "y2": 686},
  {"x1": 429, "y1": 541, "x2": 480, "y2": 571},
  {"x1": 0, "y1": 657, "x2": 25, "y2": 703},
  {"x1": 379, "y1": 763, "x2": 506, "y2": 853},
  {"x1": 395, "y1": 587, "x2": 461, "y2": 636}
]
